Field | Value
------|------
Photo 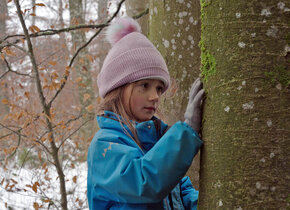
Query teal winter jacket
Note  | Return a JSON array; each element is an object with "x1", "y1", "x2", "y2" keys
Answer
[{"x1": 87, "y1": 111, "x2": 203, "y2": 209}]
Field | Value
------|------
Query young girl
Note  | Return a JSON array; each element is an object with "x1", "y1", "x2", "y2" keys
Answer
[{"x1": 87, "y1": 17, "x2": 205, "y2": 210}]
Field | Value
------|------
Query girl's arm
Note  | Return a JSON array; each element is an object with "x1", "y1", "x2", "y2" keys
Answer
[
  {"x1": 87, "y1": 121, "x2": 203, "y2": 204},
  {"x1": 180, "y1": 176, "x2": 199, "y2": 210}
]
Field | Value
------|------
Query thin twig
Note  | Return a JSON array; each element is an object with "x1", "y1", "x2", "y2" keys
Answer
[
  {"x1": 48, "y1": 0, "x2": 127, "y2": 108},
  {"x1": 0, "y1": 57, "x2": 32, "y2": 79},
  {"x1": 58, "y1": 116, "x2": 94, "y2": 150},
  {"x1": 0, "y1": 126, "x2": 22, "y2": 161},
  {"x1": 0, "y1": 122, "x2": 27, "y2": 138},
  {"x1": 3, "y1": 23, "x2": 108, "y2": 41},
  {"x1": 14, "y1": 0, "x2": 47, "y2": 108}
]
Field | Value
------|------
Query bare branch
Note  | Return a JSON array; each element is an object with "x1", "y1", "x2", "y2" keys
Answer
[
  {"x1": 0, "y1": 57, "x2": 32, "y2": 79},
  {"x1": 14, "y1": 0, "x2": 47, "y2": 108},
  {"x1": 0, "y1": 4, "x2": 148, "y2": 53},
  {"x1": 3, "y1": 23, "x2": 109, "y2": 42},
  {"x1": 0, "y1": 126, "x2": 22, "y2": 161},
  {"x1": 0, "y1": 122, "x2": 27, "y2": 138},
  {"x1": 48, "y1": 0, "x2": 127, "y2": 108},
  {"x1": 58, "y1": 116, "x2": 94, "y2": 150}
]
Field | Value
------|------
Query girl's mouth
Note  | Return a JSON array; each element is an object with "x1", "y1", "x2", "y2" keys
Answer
[{"x1": 144, "y1": 107, "x2": 156, "y2": 111}]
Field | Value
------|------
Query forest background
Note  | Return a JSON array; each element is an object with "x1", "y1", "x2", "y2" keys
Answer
[{"x1": 0, "y1": 0, "x2": 289, "y2": 209}]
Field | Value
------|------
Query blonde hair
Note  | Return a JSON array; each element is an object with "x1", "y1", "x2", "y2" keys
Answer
[{"x1": 97, "y1": 84, "x2": 143, "y2": 149}]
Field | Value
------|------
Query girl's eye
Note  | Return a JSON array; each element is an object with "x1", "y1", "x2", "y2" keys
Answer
[
  {"x1": 141, "y1": 83, "x2": 149, "y2": 89},
  {"x1": 157, "y1": 86, "x2": 164, "y2": 93}
]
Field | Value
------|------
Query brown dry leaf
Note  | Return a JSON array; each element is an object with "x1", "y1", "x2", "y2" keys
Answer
[
  {"x1": 41, "y1": 113, "x2": 52, "y2": 122},
  {"x1": 75, "y1": 141, "x2": 79, "y2": 149},
  {"x1": 32, "y1": 25, "x2": 40, "y2": 32},
  {"x1": 42, "y1": 162, "x2": 47, "y2": 169},
  {"x1": 30, "y1": 13, "x2": 36, "y2": 16},
  {"x1": 17, "y1": 111, "x2": 23, "y2": 120},
  {"x1": 35, "y1": 3, "x2": 46, "y2": 6},
  {"x1": 83, "y1": 93, "x2": 91, "y2": 102},
  {"x1": 32, "y1": 183, "x2": 37, "y2": 193},
  {"x1": 4, "y1": 47, "x2": 16, "y2": 56},
  {"x1": 49, "y1": 61, "x2": 57, "y2": 66},
  {"x1": 51, "y1": 71, "x2": 59, "y2": 79},
  {"x1": 1, "y1": 53, "x2": 5, "y2": 61},
  {"x1": 5, "y1": 182, "x2": 9, "y2": 190},
  {"x1": 79, "y1": 83, "x2": 87, "y2": 87},
  {"x1": 44, "y1": 175, "x2": 50, "y2": 181},
  {"x1": 1, "y1": 178, "x2": 4, "y2": 186},
  {"x1": 43, "y1": 199, "x2": 51, "y2": 203},
  {"x1": 38, "y1": 151, "x2": 42, "y2": 162},
  {"x1": 86, "y1": 54, "x2": 94, "y2": 63},
  {"x1": 1, "y1": 98, "x2": 9, "y2": 105},
  {"x1": 24, "y1": 92, "x2": 30, "y2": 99},
  {"x1": 75, "y1": 77, "x2": 82, "y2": 83},
  {"x1": 64, "y1": 66, "x2": 70, "y2": 76},
  {"x1": 71, "y1": 163, "x2": 75, "y2": 169},
  {"x1": 72, "y1": 176, "x2": 77, "y2": 184},
  {"x1": 29, "y1": 26, "x2": 35, "y2": 33},
  {"x1": 96, "y1": 96, "x2": 101, "y2": 104},
  {"x1": 11, "y1": 179, "x2": 18, "y2": 184},
  {"x1": 33, "y1": 202, "x2": 39, "y2": 210},
  {"x1": 86, "y1": 104, "x2": 94, "y2": 112},
  {"x1": 47, "y1": 132, "x2": 53, "y2": 142},
  {"x1": 26, "y1": 184, "x2": 32, "y2": 188}
]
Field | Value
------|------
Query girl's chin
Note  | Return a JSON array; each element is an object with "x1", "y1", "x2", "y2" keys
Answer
[{"x1": 135, "y1": 114, "x2": 153, "y2": 122}]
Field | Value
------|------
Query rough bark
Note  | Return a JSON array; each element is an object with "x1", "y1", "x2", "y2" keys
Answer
[
  {"x1": 149, "y1": 0, "x2": 201, "y2": 188},
  {"x1": 198, "y1": 0, "x2": 290, "y2": 209}
]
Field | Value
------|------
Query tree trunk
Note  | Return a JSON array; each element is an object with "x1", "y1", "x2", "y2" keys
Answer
[
  {"x1": 31, "y1": 0, "x2": 36, "y2": 25},
  {"x1": 69, "y1": 0, "x2": 95, "y2": 140},
  {"x1": 0, "y1": 0, "x2": 9, "y2": 117},
  {"x1": 198, "y1": 0, "x2": 290, "y2": 209},
  {"x1": 126, "y1": 0, "x2": 149, "y2": 36},
  {"x1": 96, "y1": 0, "x2": 109, "y2": 71},
  {"x1": 149, "y1": 0, "x2": 201, "y2": 188}
]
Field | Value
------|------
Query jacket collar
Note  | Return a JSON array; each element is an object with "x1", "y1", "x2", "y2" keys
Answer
[{"x1": 96, "y1": 111, "x2": 169, "y2": 152}]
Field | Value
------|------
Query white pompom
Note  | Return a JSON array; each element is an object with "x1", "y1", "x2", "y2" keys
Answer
[{"x1": 106, "y1": 17, "x2": 141, "y2": 46}]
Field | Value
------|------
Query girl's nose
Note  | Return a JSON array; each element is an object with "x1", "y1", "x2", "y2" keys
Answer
[{"x1": 148, "y1": 89, "x2": 159, "y2": 102}]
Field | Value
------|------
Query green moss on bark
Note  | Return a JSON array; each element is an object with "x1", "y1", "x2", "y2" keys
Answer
[
  {"x1": 199, "y1": 39, "x2": 216, "y2": 82},
  {"x1": 264, "y1": 65, "x2": 290, "y2": 87}
]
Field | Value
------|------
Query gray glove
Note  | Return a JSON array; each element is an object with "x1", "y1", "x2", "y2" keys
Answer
[{"x1": 184, "y1": 78, "x2": 205, "y2": 133}]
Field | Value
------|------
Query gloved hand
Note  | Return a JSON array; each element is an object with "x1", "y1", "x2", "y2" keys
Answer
[{"x1": 184, "y1": 78, "x2": 205, "y2": 134}]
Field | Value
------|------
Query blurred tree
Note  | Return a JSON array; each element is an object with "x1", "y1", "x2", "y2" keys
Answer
[
  {"x1": 126, "y1": 0, "x2": 149, "y2": 36},
  {"x1": 69, "y1": 0, "x2": 95, "y2": 140},
  {"x1": 198, "y1": 0, "x2": 290, "y2": 208},
  {"x1": 0, "y1": 0, "x2": 128, "y2": 209},
  {"x1": 0, "y1": 0, "x2": 9, "y2": 117},
  {"x1": 96, "y1": 0, "x2": 109, "y2": 70}
]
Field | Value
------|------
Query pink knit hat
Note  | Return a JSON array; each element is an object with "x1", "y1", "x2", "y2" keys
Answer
[{"x1": 97, "y1": 17, "x2": 170, "y2": 98}]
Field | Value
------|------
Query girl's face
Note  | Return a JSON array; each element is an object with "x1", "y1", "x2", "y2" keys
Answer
[{"x1": 122, "y1": 79, "x2": 165, "y2": 122}]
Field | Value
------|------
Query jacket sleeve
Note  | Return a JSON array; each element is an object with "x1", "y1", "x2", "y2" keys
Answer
[
  {"x1": 180, "y1": 176, "x2": 199, "y2": 210},
  {"x1": 87, "y1": 121, "x2": 203, "y2": 204}
]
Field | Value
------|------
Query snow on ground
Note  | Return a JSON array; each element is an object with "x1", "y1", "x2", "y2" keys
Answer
[{"x1": 0, "y1": 161, "x2": 88, "y2": 209}]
